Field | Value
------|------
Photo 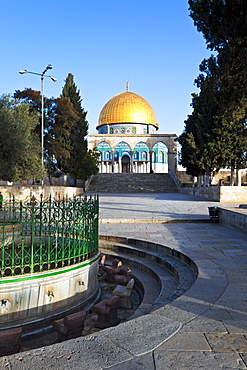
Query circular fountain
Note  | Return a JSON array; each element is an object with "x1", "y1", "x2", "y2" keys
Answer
[{"x1": 0, "y1": 195, "x2": 100, "y2": 334}]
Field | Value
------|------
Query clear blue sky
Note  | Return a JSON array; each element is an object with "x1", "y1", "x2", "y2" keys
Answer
[{"x1": 0, "y1": 0, "x2": 212, "y2": 135}]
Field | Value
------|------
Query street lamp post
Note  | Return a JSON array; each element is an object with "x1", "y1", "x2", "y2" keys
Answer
[{"x1": 19, "y1": 65, "x2": 57, "y2": 171}]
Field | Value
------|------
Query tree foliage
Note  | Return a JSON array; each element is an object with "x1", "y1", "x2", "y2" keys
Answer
[
  {"x1": 47, "y1": 96, "x2": 79, "y2": 173},
  {"x1": 188, "y1": 0, "x2": 247, "y2": 50},
  {"x1": 13, "y1": 74, "x2": 98, "y2": 182},
  {"x1": 0, "y1": 95, "x2": 45, "y2": 181},
  {"x1": 76, "y1": 149, "x2": 99, "y2": 182},
  {"x1": 14, "y1": 88, "x2": 55, "y2": 140},
  {"x1": 61, "y1": 73, "x2": 89, "y2": 179},
  {"x1": 178, "y1": 1, "x2": 247, "y2": 178}
]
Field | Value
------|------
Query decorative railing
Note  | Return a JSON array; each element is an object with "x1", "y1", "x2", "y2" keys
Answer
[{"x1": 0, "y1": 195, "x2": 99, "y2": 277}]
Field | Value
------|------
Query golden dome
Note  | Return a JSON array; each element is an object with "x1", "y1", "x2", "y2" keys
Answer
[{"x1": 97, "y1": 91, "x2": 158, "y2": 129}]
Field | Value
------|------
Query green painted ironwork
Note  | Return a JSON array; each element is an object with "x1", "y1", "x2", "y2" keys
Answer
[{"x1": 0, "y1": 195, "x2": 99, "y2": 277}]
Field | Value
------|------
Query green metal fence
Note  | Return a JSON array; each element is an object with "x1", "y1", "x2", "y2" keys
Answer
[{"x1": 0, "y1": 195, "x2": 99, "y2": 277}]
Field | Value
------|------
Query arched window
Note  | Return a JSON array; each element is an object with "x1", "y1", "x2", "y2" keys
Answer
[
  {"x1": 142, "y1": 152, "x2": 147, "y2": 161},
  {"x1": 152, "y1": 142, "x2": 168, "y2": 163},
  {"x1": 134, "y1": 142, "x2": 149, "y2": 162},
  {"x1": 96, "y1": 141, "x2": 112, "y2": 162},
  {"x1": 159, "y1": 151, "x2": 164, "y2": 163}
]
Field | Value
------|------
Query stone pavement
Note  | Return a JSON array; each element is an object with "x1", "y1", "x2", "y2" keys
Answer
[
  {"x1": 1, "y1": 193, "x2": 247, "y2": 369},
  {"x1": 98, "y1": 193, "x2": 235, "y2": 222}
]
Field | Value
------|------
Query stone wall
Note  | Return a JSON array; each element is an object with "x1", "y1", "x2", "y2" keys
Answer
[
  {"x1": 218, "y1": 186, "x2": 247, "y2": 202},
  {"x1": 0, "y1": 185, "x2": 85, "y2": 201},
  {"x1": 180, "y1": 186, "x2": 220, "y2": 201},
  {"x1": 0, "y1": 253, "x2": 100, "y2": 331},
  {"x1": 180, "y1": 186, "x2": 247, "y2": 203},
  {"x1": 219, "y1": 207, "x2": 247, "y2": 233}
]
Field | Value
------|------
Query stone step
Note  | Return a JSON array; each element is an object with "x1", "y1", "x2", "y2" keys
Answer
[
  {"x1": 99, "y1": 235, "x2": 197, "y2": 315},
  {"x1": 99, "y1": 246, "x2": 176, "y2": 318},
  {"x1": 87, "y1": 173, "x2": 179, "y2": 193}
]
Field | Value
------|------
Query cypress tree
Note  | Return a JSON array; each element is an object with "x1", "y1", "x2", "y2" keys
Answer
[{"x1": 62, "y1": 73, "x2": 88, "y2": 180}]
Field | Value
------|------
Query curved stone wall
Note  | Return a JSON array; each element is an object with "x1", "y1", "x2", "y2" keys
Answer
[{"x1": 0, "y1": 252, "x2": 100, "y2": 330}]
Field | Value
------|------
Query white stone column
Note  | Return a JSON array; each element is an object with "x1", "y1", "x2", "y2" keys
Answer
[
  {"x1": 204, "y1": 175, "x2": 210, "y2": 187},
  {"x1": 130, "y1": 151, "x2": 134, "y2": 173},
  {"x1": 100, "y1": 154, "x2": 103, "y2": 173},
  {"x1": 111, "y1": 151, "x2": 115, "y2": 173},
  {"x1": 119, "y1": 157, "x2": 121, "y2": 173},
  {"x1": 149, "y1": 151, "x2": 153, "y2": 173}
]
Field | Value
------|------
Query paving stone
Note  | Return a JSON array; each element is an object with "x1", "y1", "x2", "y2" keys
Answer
[
  {"x1": 223, "y1": 321, "x2": 247, "y2": 334},
  {"x1": 157, "y1": 333, "x2": 211, "y2": 351},
  {"x1": 106, "y1": 352, "x2": 155, "y2": 370},
  {"x1": 6, "y1": 335, "x2": 133, "y2": 370},
  {"x1": 179, "y1": 317, "x2": 228, "y2": 334},
  {"x1": 205, "y1": 333, "x2": 247, "y2": 352},
  {"x1": 187, "y1": 284, "x2": 227, "y2": 304},
  {"x1": 160, "y1": 295, "x2": 213, "y2": 321},
  {"x1": 206, "y1": 251, "x2": 232, "y2": 260},
  {"x1": 154, "y1": 350, "x2": 246, "y2": 370},
  {"x1": 154, "y1": 304, "x2": 199, "y2": 324},
  {"x1": 240, "y1": 353, "x2": 247, "y2": 367},
  {"x1": 226, "y1": 310, "x2": 247, "y2": 321},
  {"x1": 203, "y1": 308, "x2": 234, "y2": 321},
  {"x1": 101, "y1": 314, "x2": 181, "y2": 356},
  {"x1": 197, "y1": 266, "x2": 226, "y2": 277},
  {"x1": 221, "y1": 289, "x2": 247, "y2": 301},
  {"x1": 216, "y1": 299, "x2": 247, "y2": 310},
  {"x1": 227, "y1": 276, "x2": 247, "y2": 285}
]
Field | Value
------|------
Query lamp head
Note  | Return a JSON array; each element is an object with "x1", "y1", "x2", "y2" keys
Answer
[
  {"x1": 19, "y1": 70, "x2": 27, "y2": 74},
  {"x1": 51, "y1": 77, "x2": 57, "y2": 82},
  {"x1": 47, "y1": 64, "x2": 53, "y2": 70}
]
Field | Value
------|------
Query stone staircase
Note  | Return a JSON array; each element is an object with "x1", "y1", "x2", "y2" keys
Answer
[
  {"x1": 99, "y1": 235, "x2": 197, "y2": 314},
  {"x1": 87, "y1": 173, "x2": 179, "y2": 193}
]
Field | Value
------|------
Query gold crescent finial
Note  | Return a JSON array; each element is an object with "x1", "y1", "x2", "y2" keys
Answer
[{"x1": 126, "y1": 80, "x2": 129, "y2": 92}]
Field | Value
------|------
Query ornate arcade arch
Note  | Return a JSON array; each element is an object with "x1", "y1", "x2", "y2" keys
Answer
[{"x1": 89, "y1": 134, "x2": 177, "y2": 174}]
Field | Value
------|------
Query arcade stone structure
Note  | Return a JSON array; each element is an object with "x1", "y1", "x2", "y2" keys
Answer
[{"x1": 88, "y1": 86, "x2": 177, "y2": 174}]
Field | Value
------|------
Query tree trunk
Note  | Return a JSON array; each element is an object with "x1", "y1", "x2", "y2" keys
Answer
[
  {"x1": 230, "y1": 167, "x2": 235, "y2": 186},
  {"x1": 236, "y1": 169, "x2": 242, "y2": 186}
]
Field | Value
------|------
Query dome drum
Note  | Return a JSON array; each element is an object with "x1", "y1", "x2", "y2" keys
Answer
[{"x1": 98, "y1": 123, "x2": 157, "y2": 135}]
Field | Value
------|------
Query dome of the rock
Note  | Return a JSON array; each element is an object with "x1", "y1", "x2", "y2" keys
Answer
[{"x1": 97, "y1": 91, "x2": 158, "y2": 133}]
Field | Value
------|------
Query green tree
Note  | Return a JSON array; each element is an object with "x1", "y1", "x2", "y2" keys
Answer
[
  {"x1": 76, "y1": 150, "x2": 99, "y2": 190},
  {"x1": 62, "y1": 73, "x2": 88, "y2": 180},
  {"x1": 47, "y1": 96, "x2": 79, "y2": 173},
  {"x1": 0, "y1": 95, "x2": 45, "y2": 181},
  {"x1": 14, "y1": 75, "x2": 98, "y2": 183},
  {"x1": 188, "y1": 0, "x2": 247, "y2": 50},
  {"x1": 179, "y1": 1, "x2": 247, "y2": 180},
  {"x1": 14, "y1": 88, "x2": 56, "y2": 155},
  {"x1": 179, "y1": 59, "x2": 247, "y2": 178}
]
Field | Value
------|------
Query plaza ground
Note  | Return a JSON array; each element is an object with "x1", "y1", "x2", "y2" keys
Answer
[{"x1": 1, "y1": 193, "x2": 247, "y2": 369}]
